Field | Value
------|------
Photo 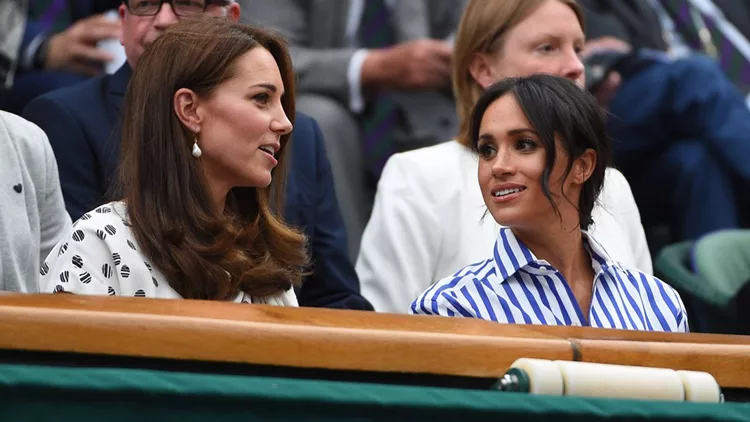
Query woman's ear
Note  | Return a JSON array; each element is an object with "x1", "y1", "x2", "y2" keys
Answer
[
  {"x1": 173, "y1": 88, "x2": 202, "y2": 133},
  {"x1": 227, "y1": 2, "x2": 241, "y2": 22},
  {"x1": 573, "y1": 149, "x2": 597, "y2": 184},
  {"x1": 468, "y1": 52, "x2": 499, "y2": 90}
]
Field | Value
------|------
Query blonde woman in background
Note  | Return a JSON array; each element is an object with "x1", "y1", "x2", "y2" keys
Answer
[{"x1": 357, "y1": 0, "x2": 651, "y2": 313}]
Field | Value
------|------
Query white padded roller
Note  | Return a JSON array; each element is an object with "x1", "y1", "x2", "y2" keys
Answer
[
  {"x1": 552, "y1": 360, "x2": 686, "y2": 401},
  {"x1": 506, "y1": 359, "x2": 722, "y2": 402},
  {"x1": 510, "y1": 358, "x2": 564, "y2": 395},
  {"x1": 677, "y1": 370, "x2": 722, "y2": 403}
]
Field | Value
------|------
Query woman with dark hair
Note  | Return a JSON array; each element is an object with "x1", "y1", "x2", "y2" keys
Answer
[
  {"x1": 358, "y1": 0, "x2": 652, "y2": 314},
  {"x1": 412, "y1": 75, "x2": 687, "y2": 332},
  {"x1": 39, "y1": 16, "x2": 308, "y2": 305}
]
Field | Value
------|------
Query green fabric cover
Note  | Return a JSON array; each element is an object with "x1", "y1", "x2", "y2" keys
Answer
[
  {"x1": 692, "y1": 230, "x2": 750, "y2": 300},
  {"x1": 656, "y1": 232, "x2": 750, "y2": 333},
  {"x1": 0, "y1": 363, "x2": 749, "y2": 421},
  {"x1": 656, "y1": 241, "x2": 727, "y2": 308}
]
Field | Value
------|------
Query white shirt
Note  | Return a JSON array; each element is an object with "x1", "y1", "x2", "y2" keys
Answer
[
  {"x1": 356, "y1": 141, "x2": 652, "y2": 313},
  {"x1": 39, "y1": 202, "x2": 298, "y2": 306},
  {"x1": 411, "y1": 227, "x2": 688, "y2": 333}
]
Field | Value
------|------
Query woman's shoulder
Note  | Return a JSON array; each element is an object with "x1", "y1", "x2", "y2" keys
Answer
[
  {"x1": 608, "y1": 261, "x2": 682, "y2": 302},
  {"x1": 71, "y1": 202, "x2": 131, "y2": 235},
  {"x1": 40, "y1": 201, "x2": 165, "y2": 296},
  {"x1": 429, "y1": 258, "x2": 495, "y2": 295},
  {"x1": 387, "y1": 140, "x2": 469, "y2": 169},
  {"x1": 53, "y1": 201, "x2": 139, "y2": 266},
  {"x1": 0, "y1": 111, "x2": 53, "y2": 176},
  {"x1": 379, "y1": 140, "x2": 473, "y2": 193},
  {"x1": 411, "y1": 257, "x2": 494, "y2": 314}
]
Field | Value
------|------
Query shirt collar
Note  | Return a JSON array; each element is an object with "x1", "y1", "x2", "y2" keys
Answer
[{"x1": 492, "y1": 228, "x2": 622, "y2": 283}]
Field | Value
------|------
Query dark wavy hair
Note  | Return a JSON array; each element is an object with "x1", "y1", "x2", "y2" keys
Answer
[
  {"x1": 469, "y1": 74, "x2": 612, "y2": 230},
  {"x1": 118, "y1": 16, "x2": 308, "y2": 300}
]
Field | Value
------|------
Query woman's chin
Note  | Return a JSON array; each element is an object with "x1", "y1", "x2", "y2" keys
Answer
[
  {"x1": 487, "y1": 209, "x2": 523, "y2": 228},
  {"x1": 238, "y1": 173, "x2": 273, "y2": 189}
]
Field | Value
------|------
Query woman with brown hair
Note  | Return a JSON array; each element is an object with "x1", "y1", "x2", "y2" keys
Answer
[
  {"x1": 357, "y1": 0, "x2": 651, "y2": 313},
  {"x1": 39, "y1": 16, "x2": 308, "y2": 305}
]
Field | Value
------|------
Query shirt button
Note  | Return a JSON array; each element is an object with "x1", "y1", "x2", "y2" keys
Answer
[{"x1": 572, "y1": 322, "x2": 581, "y2": 327}]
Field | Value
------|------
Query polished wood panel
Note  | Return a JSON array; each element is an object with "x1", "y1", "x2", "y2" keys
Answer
[
  {"x1": 576, "y1": 339, "x2": 750, "y2": 388},
  {"x1": 1, "y1": 294, "x2": 748, "y2": 344},
  {"x1": 0, "y1": 298, "x2": 571, "y2": 378},
  {"x1": 0, "y1": 294, "x2": 748, "y2": 387}
]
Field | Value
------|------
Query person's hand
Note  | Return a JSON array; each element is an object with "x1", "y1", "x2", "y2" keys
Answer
[
  {"x1": 591, "y1": 71, "x2": 622, "y2": 109},
  {"x1": 581, "y1": 36, "x2": 632, "y2": 59},
  {"x1": 582, "y1": 37, "x2": 630, "y2": 108},
  {"x1": 362, "y1": 38, "x2": 452, "y2": 92},
  {"x1": 45, "y1": 14, "x2": 122, "y2": 76}
]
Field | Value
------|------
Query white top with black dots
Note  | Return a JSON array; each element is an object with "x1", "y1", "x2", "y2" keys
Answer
[{"x1": 39, "y1": 202, "x2": 298, "y2": 306}]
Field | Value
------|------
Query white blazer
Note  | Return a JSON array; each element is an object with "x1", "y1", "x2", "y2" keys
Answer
[{"x1": 356, "y1": 141, "x2": 652, "y2": 313}]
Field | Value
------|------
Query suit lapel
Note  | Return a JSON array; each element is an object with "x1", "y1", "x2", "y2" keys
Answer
[{"x1": 106, "y1": 63, "x2": 131, "y2": 118}]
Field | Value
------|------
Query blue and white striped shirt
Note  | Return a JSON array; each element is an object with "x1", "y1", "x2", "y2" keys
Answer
[{"x1": 410, "y1": 228, "x2": 689, "y2": 332}]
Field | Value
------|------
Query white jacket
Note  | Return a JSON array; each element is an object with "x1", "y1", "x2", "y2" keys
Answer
[{"x1": 356, "y1": 141, "x2": 652, "y2": 313}]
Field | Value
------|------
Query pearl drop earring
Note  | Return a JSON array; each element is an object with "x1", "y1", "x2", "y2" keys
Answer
[{"x1": 191, "y1": 135, "x2": 202, "y2": 158}]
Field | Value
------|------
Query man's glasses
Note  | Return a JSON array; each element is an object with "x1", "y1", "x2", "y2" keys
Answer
[{"x1": 124, "y1": 0, "x2": 231, "y2": 17}]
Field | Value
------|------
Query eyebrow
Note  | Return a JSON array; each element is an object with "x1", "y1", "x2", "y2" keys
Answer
[
  {"x1": 478, "y1": 127, "x2": 538, "y2": 143},
  {"x1": 252, "y1": 83, "x2": 280, "y2": 93},
  {"x1": 531, "y1": 32, "x2": 584, "y2": 43},
  {"x1": 507, "y1": 128, "x2": 538, "y2": 136},
  {"x1": 478, "y1": 133, "x2": 495, "y2": 144}
]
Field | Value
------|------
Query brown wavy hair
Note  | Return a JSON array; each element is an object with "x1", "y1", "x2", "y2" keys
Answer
[
  {"x1": 118, "y1": 16, "x2": 308, "y2": 300},
  {"x1": 453, "y1": 0, "x2": 584, "y2": 147}
]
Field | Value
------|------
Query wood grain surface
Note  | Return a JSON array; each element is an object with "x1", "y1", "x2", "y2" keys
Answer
[{"x1": 0, "y1": 294, "x2": 748, "y2": 387}]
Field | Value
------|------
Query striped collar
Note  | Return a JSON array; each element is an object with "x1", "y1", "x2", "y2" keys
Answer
[{"x1": 492, "y1": 227, "x2": 622, "y2": 283}]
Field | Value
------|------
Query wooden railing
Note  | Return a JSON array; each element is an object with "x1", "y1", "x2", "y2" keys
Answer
[{"x1": 0, "y1": 294, "x2": 748, "y2": 387}]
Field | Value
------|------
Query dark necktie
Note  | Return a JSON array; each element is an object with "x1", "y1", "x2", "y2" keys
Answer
[
  {"x1": 358, "y1": 0, "x2": 399, "y2": 181},
  {"x1": 658, "y1": 0, "x2": 750, "y2": 94}
]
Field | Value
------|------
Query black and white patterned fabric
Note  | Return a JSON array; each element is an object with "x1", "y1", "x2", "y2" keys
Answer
[{"x1": 39, "y1": 202, "x2": 298, "y2": 306}]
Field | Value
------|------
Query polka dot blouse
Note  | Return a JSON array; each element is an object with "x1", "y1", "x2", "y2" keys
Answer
[{"x1": 39, "y1": 202, "x2": 298, "y2": 306}]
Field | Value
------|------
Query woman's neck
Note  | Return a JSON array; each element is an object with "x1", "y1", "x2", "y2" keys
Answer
[
  {"x1": 207, "y1": 182, "x2": 229, "y2": 215},
  {"x1": 513, "y1": 224, "x2": 588, "y2": 277},
  {"x1": 513, "y1": 221, "x2": 596, "y2": 320}
]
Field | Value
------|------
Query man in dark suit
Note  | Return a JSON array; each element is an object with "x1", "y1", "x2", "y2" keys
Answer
[
  {"x1": 2, "y1": 0, "x2": 122, "y2": 114},
  {"x1": 23, "y1": 0, "x2": 373, "y2": 311},
  {"x1": 250, "y1": 0, "x2": 465, "y2": 259},
  {"x1": 577, "y1": 0, "x2": 750, "y2": 245}
]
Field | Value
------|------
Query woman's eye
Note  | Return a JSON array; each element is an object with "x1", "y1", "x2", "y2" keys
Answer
[
  {"x1": 538, "y1": 44, "x2": 555, "y2": 53},
  {"x1": 516, "y1": 139, "x2": 537, "y2": 152},
  {"x1": 253, "y1": 93, "x2": 270, "y2": 104},
  {"x1": 477, "y1": 144, "x2": 497, "y2": 159}
]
